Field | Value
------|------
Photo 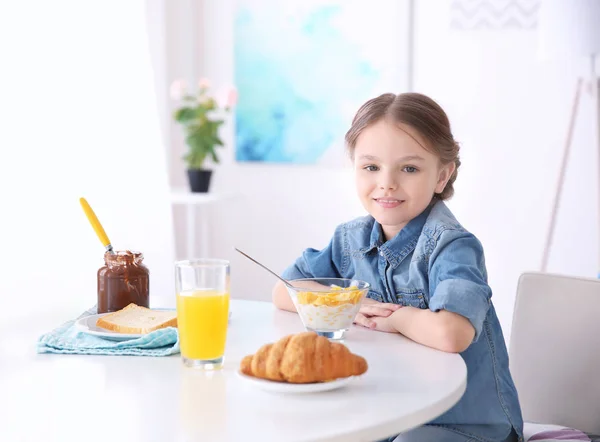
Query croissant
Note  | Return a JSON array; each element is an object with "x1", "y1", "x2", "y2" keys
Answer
[{"x1": 240, "y1": 331, "x2": 368, "y2": 383}]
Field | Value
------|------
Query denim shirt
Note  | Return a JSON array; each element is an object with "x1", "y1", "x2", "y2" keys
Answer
[{"x1": 282, "y1": 200, "x2": 524, "y2": 442}]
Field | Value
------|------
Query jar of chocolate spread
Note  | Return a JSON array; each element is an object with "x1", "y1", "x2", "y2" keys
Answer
[{"x1": 97, "y1": 250, "x2": 150, "y2": 313}]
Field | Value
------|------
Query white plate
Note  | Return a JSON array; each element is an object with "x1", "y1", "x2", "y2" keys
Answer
[
  {"x1": 74, "y1": 313, "x2": 157, "y2": 341},
  {"x1": 236, "y1": 371, "x2": 359, "y2": 393},
  {"x1": 74, "y1": 310, "x2": 232, "y2": 342}
]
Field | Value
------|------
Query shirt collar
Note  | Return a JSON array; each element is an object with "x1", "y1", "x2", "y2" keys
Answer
[{"x1": 366, "y1": 202, "x2": 434, "y2": 268}]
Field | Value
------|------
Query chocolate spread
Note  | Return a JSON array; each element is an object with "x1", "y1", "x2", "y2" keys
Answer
[{"x1": 97, "y1": 250, "x2": 150, "y2": 313}]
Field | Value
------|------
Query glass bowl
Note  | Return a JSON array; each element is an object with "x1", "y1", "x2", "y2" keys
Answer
[{"x1": 286, "y1": 278, "x2": 370, "y2": 340}]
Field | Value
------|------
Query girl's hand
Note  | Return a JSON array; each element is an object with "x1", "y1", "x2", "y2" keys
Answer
[
  {"x1": 354, "y1": 298, "x2": 401, "y2": 331},
  {"x1": 371, "y1": 315, "x2": 398, "y2": 333},
  {"x1": 359, "y1": 298, "x2": 401, "y2": 318},
  {"x1": 354, "y1": 311, "x2": 398, "y2": 333}
]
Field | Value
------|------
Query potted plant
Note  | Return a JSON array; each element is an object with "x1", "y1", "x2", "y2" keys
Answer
[{"x1": 170, "y1": 78, "x2": 237, "y2": 193}]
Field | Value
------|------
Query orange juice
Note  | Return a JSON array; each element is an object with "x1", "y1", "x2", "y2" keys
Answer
[{"x1": 176, "y1": 290, "x2": 230, "y2": 360}]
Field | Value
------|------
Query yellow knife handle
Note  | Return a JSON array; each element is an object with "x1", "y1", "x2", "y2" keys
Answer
[{"x1": 79, "y1": 197, "x2": 113, "y2": 252}]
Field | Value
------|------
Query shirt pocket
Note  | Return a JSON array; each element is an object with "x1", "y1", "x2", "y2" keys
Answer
[
  {"x1": 367, "y1": 289, "x2": 384, "y2": 303},
  {"x1": 394, "y1": 288, "x2": 427, "y2": 308}
]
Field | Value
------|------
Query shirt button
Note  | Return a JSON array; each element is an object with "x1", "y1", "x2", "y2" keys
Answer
[{"x1": 379, "y1": 251, "x2": 384, "y2": 256}]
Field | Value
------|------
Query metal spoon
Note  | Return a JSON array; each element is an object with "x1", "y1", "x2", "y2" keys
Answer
[{"x1": 234, "y1": 247, "x2": 297, "y2": 289}]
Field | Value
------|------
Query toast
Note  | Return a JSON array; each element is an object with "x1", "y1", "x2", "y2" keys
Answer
[{"x1": 96, "y1": 303, "x2": 177, "y2": 334}]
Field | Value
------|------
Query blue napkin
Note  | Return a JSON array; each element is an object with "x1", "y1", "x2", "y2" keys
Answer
[{"x1": 37, "y1": 306, "x2": 180, "y2": 356}]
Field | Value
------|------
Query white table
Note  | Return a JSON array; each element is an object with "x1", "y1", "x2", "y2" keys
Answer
[
  {"x1": 169, "y1": 189, "x2": 237, "y2": 258},
  {"x1": 1, "y1": 300, "x2": 467, "y2": 442}
]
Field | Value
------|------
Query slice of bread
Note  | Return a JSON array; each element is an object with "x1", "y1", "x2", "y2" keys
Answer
[{"x1": 96, "y1": 303, "x2": 177, "y2": 334}]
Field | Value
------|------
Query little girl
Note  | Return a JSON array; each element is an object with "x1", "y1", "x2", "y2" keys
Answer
[{"x1": 272, "y1": 93, "x2": 523, "y2": 442}]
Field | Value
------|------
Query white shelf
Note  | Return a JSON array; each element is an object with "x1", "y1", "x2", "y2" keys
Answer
[
  {"x1": 169, "y1": 188, "x2": 238, "y2": 259},
  {"x1": 170, "y1": 188, "x2": 237, "y2": 205}
]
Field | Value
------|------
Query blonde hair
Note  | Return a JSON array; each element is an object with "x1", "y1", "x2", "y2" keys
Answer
[{"x1": 345, "y1": 92, "x2": 461, "y2": 200}]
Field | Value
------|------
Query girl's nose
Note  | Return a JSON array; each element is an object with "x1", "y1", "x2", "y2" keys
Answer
[{"x1": 379, "y1": 173, "x2": 398, "y2": 191}]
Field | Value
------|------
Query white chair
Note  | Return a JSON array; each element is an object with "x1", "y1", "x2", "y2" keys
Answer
[{"x1": 509, "y1": 272, "x2": 600, "y2": 439}]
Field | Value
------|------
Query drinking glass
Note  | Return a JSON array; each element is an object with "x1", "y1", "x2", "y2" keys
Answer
[{"x1": 175, "y1": 259, "x2": 230, "y2": 369}]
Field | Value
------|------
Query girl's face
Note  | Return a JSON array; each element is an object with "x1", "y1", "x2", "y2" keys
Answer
[{"x1": 353, "y1": 119, "x2": 455, "y2": 240}]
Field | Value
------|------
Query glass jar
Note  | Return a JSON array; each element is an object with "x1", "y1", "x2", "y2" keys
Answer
[{"x1": 97, "y1": 250, "x2": 150, "y2": 314}]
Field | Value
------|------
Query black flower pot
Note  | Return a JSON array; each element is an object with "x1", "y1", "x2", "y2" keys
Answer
[{"x1": 187, "y1": 169, "x2": 212, "y2": 193}]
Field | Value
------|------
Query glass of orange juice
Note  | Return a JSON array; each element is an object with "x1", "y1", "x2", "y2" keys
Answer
[{"x1": 175, "y1": 259, "x2": 230, "y2": 370}]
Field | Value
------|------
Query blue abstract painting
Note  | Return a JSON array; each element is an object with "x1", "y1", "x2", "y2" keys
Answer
[{"x1": 234, "y1": 0, "x2": 409, "y2": 164}]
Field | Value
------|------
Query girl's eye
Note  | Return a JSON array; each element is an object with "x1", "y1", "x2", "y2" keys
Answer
[
  {"x1": 403, "y1": 166, "x2": 418, "y2": 173},
  {"x1": 364, "y1": 165, "x2": 379, "y2": 172}
]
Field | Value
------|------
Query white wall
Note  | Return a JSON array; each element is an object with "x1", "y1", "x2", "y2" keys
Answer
[
  {"x1": 164, "y1": 0, "x2": 411, "y2": 300},
  {"x1": 161, "y1": 0, "x2": 599, "y2": 344},
  {"x1": 0, "y1": 0, "x2": 590, "y2": 341},
  {"x1": 0, "y1": 0, "x2": 175, "y2": 324},
  {"x1": 198, "y1": 0, "x2": 366, "y2": 300},
  {"x1": 412, "y1": 1, "x2": 599, "y2": 342}
]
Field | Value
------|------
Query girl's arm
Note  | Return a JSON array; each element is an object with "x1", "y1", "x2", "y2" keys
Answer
[
  {"x1": 384, "y1": 307, "x2": 475, "y2": 353},
  {"x1": 272, "y1": 281, "x2": 297, "y2": 312},
  {"x1": 273, "y1": 226, "x2": 345, "y2": 312},
  {"x1": 361, "y1": 230, "x2": 490, "y2": 354}
]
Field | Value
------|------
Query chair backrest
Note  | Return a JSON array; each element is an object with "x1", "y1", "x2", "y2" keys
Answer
[{"x1": 509, "y1": 272, "x2": 600, "y2": 434}]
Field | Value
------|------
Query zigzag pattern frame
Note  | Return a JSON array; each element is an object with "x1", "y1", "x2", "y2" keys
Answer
[{"x1": 450, "y1": 0, "x2": 540, "y2": 30}]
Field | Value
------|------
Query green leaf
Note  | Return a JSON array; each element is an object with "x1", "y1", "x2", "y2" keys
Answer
[
  {"x1": 210, "y1": 149, "x2": 219, "y2": 164},
  {"x1": 184, "y1": 150, "x2": 207, "y2": 169},
  {"x1": 174, "y1": 107, "x2": 197, "y2": 123},
  {"x1": 205, "y1": 135, "x2": 223, "y2": 147},
  {"x1": 178, "y1": 107, "x2": 227, "y2": 167}
]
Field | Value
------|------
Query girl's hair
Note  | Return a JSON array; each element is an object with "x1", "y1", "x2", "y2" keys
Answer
[{"x1": 345, "y1": 92, "x2": 461, "y2": 200}]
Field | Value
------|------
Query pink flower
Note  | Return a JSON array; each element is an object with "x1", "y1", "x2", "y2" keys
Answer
[
  {"x1": 198, "y1": 77, "x2": 211, "y2": 89},
  {"x1": 226, "y1": 87, "x2": 238, "y2": 107},
  {"x1": 215, "y1": 85, "x2": 236, "y2": 109},
  {"x1": 169, "y1": 79, "x2": 187, "y2": 100}
]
